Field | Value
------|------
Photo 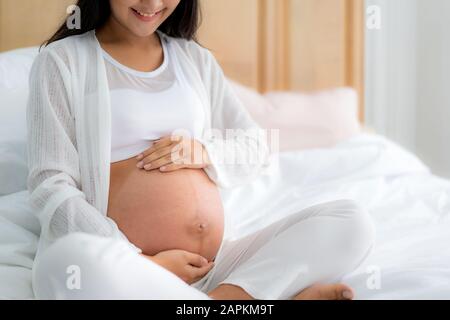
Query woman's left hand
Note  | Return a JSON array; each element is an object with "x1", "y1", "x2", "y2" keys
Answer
[{"x1": 136, "y1": 135, "x2": 211, "y2": 172}]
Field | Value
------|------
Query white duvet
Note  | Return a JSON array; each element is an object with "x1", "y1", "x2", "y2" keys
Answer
[{"x1": 1, "y1": 133, "x2": 450, "y2": 299}]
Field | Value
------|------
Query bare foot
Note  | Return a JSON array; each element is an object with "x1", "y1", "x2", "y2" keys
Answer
[
  {"x1": 208, "y1": 284, "x2": 254, "y2": 300},
  {"x1": 294, "y1": 283, "x2": 354, "y2": 300}
]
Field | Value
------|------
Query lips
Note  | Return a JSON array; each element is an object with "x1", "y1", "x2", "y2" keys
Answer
[{"x1": 131, "y1": 8, "x2": 164, "y2": 21}]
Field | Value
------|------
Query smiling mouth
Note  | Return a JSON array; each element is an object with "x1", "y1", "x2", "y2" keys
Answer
[{"x1": 131, "y1": 8, "x2": 164, "y2": 18}]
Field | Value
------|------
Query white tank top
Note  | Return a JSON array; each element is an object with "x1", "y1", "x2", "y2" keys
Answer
[{"x1": 102, "y1": 31, "x2": 205, "y2": 163}]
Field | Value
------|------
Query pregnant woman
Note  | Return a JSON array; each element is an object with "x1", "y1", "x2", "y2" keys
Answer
[{"x1": 27, "y1": 0, "x2": 375, "y2": 300}]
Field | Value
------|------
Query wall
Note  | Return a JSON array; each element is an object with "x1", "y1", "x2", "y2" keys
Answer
[
  {"x1": 415, "y1": 0, "x2": 450, "y2": 178},
  {"x1": 0, "y1": 0, "x2": 75, "y2": 51},
  {"x1": 365, "y1": 0, "x2": 450, "y2": 178}
]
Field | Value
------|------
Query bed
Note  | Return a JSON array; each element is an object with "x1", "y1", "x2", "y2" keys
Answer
[
  {"x1": 2, "y1": 125, "x2": 450, "y2": 299},
  {"x1": 1, "y1": 0, "x2": 450, "y2": 300},
  {"x1": 1, "y1": 46, "x2": 450, "y2": 300}
]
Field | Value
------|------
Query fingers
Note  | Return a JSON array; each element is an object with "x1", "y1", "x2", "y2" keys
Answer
[
  {"x1": 146, "y1": 156, "x2": 173, "y2": 171},
  {"x1": 138, "y1": 151, "x2": 185, "y2": 171},
  {"x1": 182, "y1": 252, "x2": 212, "y2": 284},
  {"x1": 188, "y1": 262, "x2": 215, "y2": 283},
  {"x1": 137, "y1": 138, "x2": 187, "y2": 171},
  {"x1": 136, "y1": 135, "x2": 181, "y2": 161},
  {"x1": 183, "y1": 251, "x2": 209, "y2": 267},
  {"x1": 185, "y1": 261, "x2": 215, "y2": 284},
  {"x1": 137, "y1": 144, "x2": 173, "y2": 167},
  {"x1": 158, "y1": 162, "x2": 184, "y2": 172},
  {"x1": 135, "y1": 135, "x2": 208, "y2": 172},
  {"x1": 197, "y1": 262, "x2": 215, "y2": 274}
]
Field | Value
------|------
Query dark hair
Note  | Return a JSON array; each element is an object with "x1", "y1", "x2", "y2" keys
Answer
[{"x1": 44, "y1": 0, "x2": 201, "y2": 46}]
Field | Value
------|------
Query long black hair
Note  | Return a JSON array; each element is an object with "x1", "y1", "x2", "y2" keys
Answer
[{"x1": 44, "y1": 0, "x2": 201, "y2": 46}]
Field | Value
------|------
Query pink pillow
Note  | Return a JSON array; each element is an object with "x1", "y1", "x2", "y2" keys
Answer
[{"x1": 229, "y1": 80, "x2": 361, "y2": 152}]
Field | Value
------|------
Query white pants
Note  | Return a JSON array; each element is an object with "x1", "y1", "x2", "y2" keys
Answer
[{"x1": 32, "y1": 200, "x2": 375, "y2": 300}]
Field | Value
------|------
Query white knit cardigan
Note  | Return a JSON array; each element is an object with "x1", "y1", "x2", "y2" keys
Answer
[{"x1": 26, "y1": 30, "x2": 270, "y2": 255}]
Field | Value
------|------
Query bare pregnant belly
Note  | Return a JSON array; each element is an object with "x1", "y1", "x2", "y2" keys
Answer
[{"x1": 107, "y1": 157, "x2": 225, "y2": 261}]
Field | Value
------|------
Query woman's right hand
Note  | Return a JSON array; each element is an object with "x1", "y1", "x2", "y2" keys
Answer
[{"x1": 142, "y1": 250, "x2": 215, "y2": 284}]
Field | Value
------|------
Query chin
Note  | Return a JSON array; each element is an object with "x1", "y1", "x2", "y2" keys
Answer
[{"x1": 130, "y1": 27, "x2": 159, "y2": 38}]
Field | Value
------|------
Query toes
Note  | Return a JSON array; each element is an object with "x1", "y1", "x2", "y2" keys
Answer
[
  {"x1": 332, "y1": 284, "x2": 354, "y2": 300},
  {"x1": 342, "y1": 289, "x2": 354, "y2": 300},
  {"x1": 294, "y1": 283, "x2": 355, "y2": 300}
]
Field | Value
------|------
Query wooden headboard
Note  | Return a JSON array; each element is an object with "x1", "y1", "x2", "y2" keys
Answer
[
  {"x1": 198, "y1": 0, "x2": 365, "y2": 119},
  {"x1": 0, "y1": 0, "x2": 364, "y2": 118}
]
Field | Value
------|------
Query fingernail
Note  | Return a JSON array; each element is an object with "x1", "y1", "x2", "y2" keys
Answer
[
  {"x1": 202, "y1": 258, "x2": 208, "y2": 265},
  {"x1": 136, "y1": 154, "x2": 143, "y2": 160},
  {"x1": 160, "y1": 166, "x2": 166, "y2": 171},
  {"x1": 136, "y1": 161, "x2": 144, "y2": 168},
  {"x1": 342, "y1": 290, "x2": 353, "y2": 299},
  {"x1": 144, "y1": 164, "x2": 152, "y2": 170}
]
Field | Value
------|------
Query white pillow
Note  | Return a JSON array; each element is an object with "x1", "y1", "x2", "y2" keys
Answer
[
  {"x1": 0, "y1": 88, "x2": 29, "y2": 195},
  {"x1": 0, "y1": 47, "x2": 39, "y2": 90},
  {"x1": 229, "y1": 80, "x2": 361, "y2": 152},
  {"x1": 0, "y1": 47, "x2": 38, "y2": 196}
]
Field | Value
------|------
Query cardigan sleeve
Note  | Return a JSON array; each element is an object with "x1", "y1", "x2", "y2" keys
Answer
[
  {"x1": 26, "y1": 49, "x2": 137, "y2": 250},
  {"x1": 194, "y1": 47, "x2": 271, "y2": 189}
]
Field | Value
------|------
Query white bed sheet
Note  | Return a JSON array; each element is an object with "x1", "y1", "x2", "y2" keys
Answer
[
  {"x1": 1, "y1": 133, "x2": 449, "y2": 299},
  {"x1": 0, "y1": 190, "x2": 39, "y2": 299}
]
